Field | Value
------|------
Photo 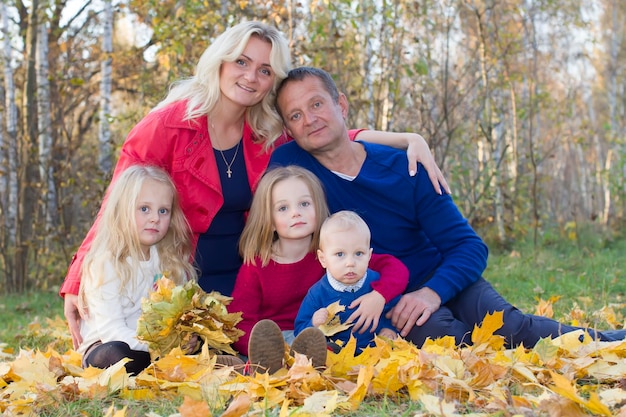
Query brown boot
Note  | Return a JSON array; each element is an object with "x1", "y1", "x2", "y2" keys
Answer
[
  {"x1": 248, "y1": 319, "x2": 285, "y2": 375},
  {"x1": 214, "y1": 354, "x2": 246, "y2": 373},
  {"x1": 290, "y1": 327, "x2": 327, "y2": 369}
]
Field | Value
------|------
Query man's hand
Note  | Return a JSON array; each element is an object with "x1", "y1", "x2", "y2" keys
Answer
[
  {"x1": 347, "y1": 290, "x2": 385, "y2": 334},
  {"x1": 64, "y1": 294, "x2": 83, "y2": 349},
  {"x1": 386, "y1": 287, "x2": 441, "y2": 337}
]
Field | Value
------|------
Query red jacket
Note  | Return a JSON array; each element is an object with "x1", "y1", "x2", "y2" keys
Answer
[{"x1": 61, "y1": 100, "x2": 360, "y2": 297}]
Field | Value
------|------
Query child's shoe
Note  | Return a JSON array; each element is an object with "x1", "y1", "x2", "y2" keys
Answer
[
  {"x1": 248, "y1": 319, "x2": 285, "y2": 374},
  {"x1": 290, "y1": 327, "x2": 327, "y2": 369},
  {"x1": 214, "y1": 354, "x2": 246, "y2": 372}
]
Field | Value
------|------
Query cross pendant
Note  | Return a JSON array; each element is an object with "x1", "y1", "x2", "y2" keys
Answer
[{"x1": 227, "y1": 168, "x2": 232, "y2": 178}]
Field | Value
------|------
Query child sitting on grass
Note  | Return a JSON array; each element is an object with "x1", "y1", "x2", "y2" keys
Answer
[{"x1": 295, "y1": 210, "x2": 403, "y2": 353}]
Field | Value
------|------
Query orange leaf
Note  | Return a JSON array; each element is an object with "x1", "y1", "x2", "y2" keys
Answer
[
  {"x1": 179, "y1": 395, "x2": 211, "y2": 417},
  {"x1": 220, "y1": 393, "x2": 251, "y2": 417}
]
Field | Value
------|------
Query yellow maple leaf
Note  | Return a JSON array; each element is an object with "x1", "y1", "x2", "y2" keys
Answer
[
  {"x1": 104, "y1": 405, "x2": 127, "y2": 417},
  {"x1": 471, "y1": 311, "x2": 505, "y2": 349},
  {"x1": 549, "y1": 370, "x2": 612, "y2": 416},
  {"x1": 299, "y1": 390, "x2": 344, "y2": 414},
  {"x1": 419, "y1": 394, "x2": 460, "y2": 416},
  {"x1": 318, "y1": 301, "x2": 353, "y2": 336},
  {"x1": 346, "y1": 364, "x2": 374, "y2": 410},
  {"x1": 534, "y1": 295, "x2": 561, "y2": 318}
]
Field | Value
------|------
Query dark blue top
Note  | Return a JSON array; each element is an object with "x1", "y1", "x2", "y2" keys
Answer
[
  {"x1": 269, "y1": 140, "x2": 488, "y2": 304},
  {"x1": 294, "y1": 269, "x2": 399, "y2": 352},
  {"x1": 195, "y1": 142, "x2": 251, "y2": 295}
]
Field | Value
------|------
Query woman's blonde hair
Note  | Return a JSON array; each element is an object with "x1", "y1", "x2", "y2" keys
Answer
[
  {"x1": 153, "y1": 21, "x2": 291, "y2": 149},
  {"x1": 239, "y1": 166, "x2": 329, "y2": 267},
  {"x1": 79, "y1": 165, "x2": 196, "y2": 308}
]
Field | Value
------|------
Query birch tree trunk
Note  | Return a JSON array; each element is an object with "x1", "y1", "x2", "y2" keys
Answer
[
  {"x1": 36, "y1": 21, "x2": 56, "y2": 233},
  {"x1": 1, "y1": 3, "x2": 19, "y2": 286},
  {"x1": 98, "y1": 0, "x2": 113, "y2": 175},
  {"x1": 15, "y1": 0, "x2": 40, "y2": 292},
  {"x1": 1, "y1": 4, "x2": 18, "y2": 248},
  {"x1": 606, "y1": 0, "x2": 625, "y2": 218}
]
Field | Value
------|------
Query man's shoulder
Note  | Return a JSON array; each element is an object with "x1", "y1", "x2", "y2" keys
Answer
[{"x1": 270, "y1": 141, "x2": 311, "y2": 165}]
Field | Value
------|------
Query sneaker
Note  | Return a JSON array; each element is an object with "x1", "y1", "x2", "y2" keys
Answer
[
  {"x1": 290, "y1": 327, "x2": 327, "y2": 369},
  {"x1": 248, "y1": 319, "x2": 285, "y2": 374}
]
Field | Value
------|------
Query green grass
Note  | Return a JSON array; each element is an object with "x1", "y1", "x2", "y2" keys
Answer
[
  {"x1": 485, "y1": 237, "x2": 626, "y2": 321},
  {"x1": 1, "y1": 235, "x2": 625, "y2": 416},
  {"x1": 0, "y1": 290, "x2": 65, "y2": 351}
]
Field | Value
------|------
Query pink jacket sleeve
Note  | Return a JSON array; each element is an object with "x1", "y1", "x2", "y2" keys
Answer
[{"x1": 368, "y1": 253, "x2": 409, "y2": 302}]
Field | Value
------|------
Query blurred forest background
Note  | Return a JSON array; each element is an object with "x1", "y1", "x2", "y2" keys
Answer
[{"x1": 0, "y1": 0, "x2": 625, "y2": 293}]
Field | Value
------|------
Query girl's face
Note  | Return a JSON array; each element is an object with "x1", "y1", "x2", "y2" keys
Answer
[
  {"x1": 271, "y1": 177, "x2": 317, "y2": 241},
  {"x1": 219, "y1": 36, "x2": 275, "y2": 109},
  {"x1": 135, "y1": 179, "x2": 173, "y2": 258}
]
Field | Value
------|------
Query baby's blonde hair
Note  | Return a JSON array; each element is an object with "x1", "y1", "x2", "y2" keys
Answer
[
  {"x1": 79, "y1": 165, "x2": 196, "y2": 308},
  {"x1": 239, "y1": 166, "x2": 329, "y2": 267},
  {"x1": 319, "y1": 210, "x2": 371, "y2": 250}
]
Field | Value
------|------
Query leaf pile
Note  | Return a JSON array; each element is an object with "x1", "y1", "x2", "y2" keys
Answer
[
  {"x1": 1, "y1": 300, "x2": 626, "y2": 416},
  {"x1": 136, "y1": 278, "x2": 243, "y2": 358}
]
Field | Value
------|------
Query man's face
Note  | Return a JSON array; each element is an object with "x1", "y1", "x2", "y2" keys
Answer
[{"x1": 277, "y1": 76, "x2": 349, "y2": 153}]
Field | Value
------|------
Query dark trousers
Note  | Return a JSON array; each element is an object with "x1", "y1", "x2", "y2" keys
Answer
[
  {"x1": 406, "y1": 278, "x2": 615, "y2": 348},
  {"x1": 83, "y1": 341, "x2": 151, "y2": 376}
]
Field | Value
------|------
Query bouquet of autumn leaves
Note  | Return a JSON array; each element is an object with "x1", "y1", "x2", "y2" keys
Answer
[{"x1": 137, "y1": 276, "x2": 244, "y2": 359}]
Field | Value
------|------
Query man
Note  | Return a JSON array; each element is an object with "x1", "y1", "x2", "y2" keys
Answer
[{"x1": 269, "y1": 66, "x2": 625, "y2": 347}]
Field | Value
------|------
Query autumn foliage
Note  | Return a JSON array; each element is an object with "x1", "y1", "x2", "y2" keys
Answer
[{"x1": 1, "y1": 303, "x2": 626, "y2": 416}]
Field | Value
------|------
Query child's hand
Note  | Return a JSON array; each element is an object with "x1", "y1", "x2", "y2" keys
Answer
[
  {"x1": 347, "y1": 290, "x2": 385, "y2": 334},
  {"x1": 312, "y1": 308, "x2": 329, "y2": 327},
  {"x1": 182, "y1": 333, "x2": 202, "y2": 354},
  {"x1": 378, "y1": 327, "x2": 397, "y2": 340}
]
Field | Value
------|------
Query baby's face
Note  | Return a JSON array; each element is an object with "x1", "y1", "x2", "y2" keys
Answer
[{"x1": 317, "y1": 228, "x2": 372, "y2": 285}]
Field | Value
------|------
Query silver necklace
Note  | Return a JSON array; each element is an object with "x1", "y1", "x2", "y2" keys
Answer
[
  {"x1": 210, "y1": 118, "x2": 242, "y2": 179},
  {"x1": 217, "y1": 141, "x2": 240, "y2": 179}
]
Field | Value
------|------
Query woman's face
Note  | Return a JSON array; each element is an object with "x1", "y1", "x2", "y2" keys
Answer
[{"x1": 219, "y1": 36, "x2": 275, "y2": 108}]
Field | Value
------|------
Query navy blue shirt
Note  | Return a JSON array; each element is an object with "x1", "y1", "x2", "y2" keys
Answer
[{"x1": 195, "y1": 142, "x2": 251, "y2": 295}]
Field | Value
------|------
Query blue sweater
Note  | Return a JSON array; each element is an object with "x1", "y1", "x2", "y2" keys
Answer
[
  {"x1": 270, "y1": 141, "x2": 488, "y2": 304},
  {"x1": 294, "y1": 269, "x2": 399, "y2": 351}
]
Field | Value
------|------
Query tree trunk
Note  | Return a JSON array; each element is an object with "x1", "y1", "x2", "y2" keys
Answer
[
  {"x1": 1, "y1": 3, "x2": 20, "y2": 289},
  {"x1": 15, "y1": 0, "x2": 40, "y2": 293},
  {"x1": 98, "y1": 0, "x2": 113, "y2": 175},
  {"x1": 37, "y1": 21, "x2": 57, "y2": 234}
]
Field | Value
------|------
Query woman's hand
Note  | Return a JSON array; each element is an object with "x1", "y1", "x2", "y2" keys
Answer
[
  {"x1": 406, "y1": 133, "x2": 450, "y2": 195},
  {"x1": 347, "y1": 290, "x2": 385, "y2": 334},
  {"x1": 354, "y1": 130, "x2": 450, "y2": 194},
  {"x1": 64, "y1": 294, "x2": 83, "y2": 349}
]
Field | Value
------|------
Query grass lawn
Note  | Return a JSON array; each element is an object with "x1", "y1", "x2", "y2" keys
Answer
[{"x1": 1, "y1": 235, "x2": 625, "y2": 416}]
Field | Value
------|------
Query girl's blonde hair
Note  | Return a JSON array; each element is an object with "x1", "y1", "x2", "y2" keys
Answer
[
  {"x1": 239, "y1": 166, "x2": 329, "y2": 267},
  {"x1": 79, "y1": 165, "x2": 196, "y2": 308},
  {"x1": 153, "y1": 21, "x2": 291, "y2": 149}
]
